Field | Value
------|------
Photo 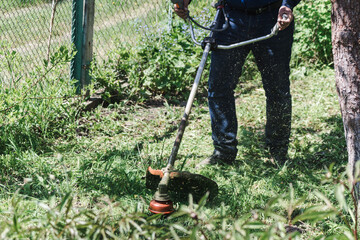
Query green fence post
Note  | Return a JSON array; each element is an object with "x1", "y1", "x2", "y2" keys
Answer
[{"x1": 70, "y1": 0, "x2": 84, "y2": 94}]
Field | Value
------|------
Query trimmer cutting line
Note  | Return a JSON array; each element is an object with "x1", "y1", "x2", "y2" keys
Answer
[{"x1": 146, "y1": 0, "x2": 287, "y2": 215}]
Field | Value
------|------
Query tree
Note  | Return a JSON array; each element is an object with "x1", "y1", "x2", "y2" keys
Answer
[{"x1": 331, "y1": 0, "x2": 360, "y2": 198}]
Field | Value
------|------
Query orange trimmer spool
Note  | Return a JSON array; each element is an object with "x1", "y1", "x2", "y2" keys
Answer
[{"x1": 149, "y1": 199, "x2": 175, "y2": 215}]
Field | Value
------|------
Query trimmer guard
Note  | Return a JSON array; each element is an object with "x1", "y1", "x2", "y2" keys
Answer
[{"x1": 146, "y1": 167, "x2": 218, "y2": 201}]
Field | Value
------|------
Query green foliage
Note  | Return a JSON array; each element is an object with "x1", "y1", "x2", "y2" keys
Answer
[
  {"x1": 1, "y1": 169, "x2": 360, "y2": 239},
  {"x1": 293, "y1": 0, "x2": 332, "y2": 66},
  {"x1": 0, "y1": 45, "x2": 78, "y2": 155},
  {"x1": 0, "y1": 60, "x2": 356, "y2": 238},
  {"x1": 0, "y1": 1, "x2": 352, "y2": 239},
  {"x1": 91, "y1": 20, "x2": 206, "y2": 102}
]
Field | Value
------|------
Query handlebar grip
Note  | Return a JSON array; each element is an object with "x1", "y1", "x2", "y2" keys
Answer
[
  {"x1": 271, "y1": 13, "x2": 289, "y2": 34},
  {"x1": 171, "y1": 0, "x2": 184, "y2": 9}
]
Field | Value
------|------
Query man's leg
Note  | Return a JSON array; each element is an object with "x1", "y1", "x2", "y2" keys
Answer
[
  {"x1": 252, "y1": 22, "x2": 294, "y2": 162},
  {"x1": 199, "y1": 9, "x2": 253, "y2": 165},
  {"x1": 206, "y1": 46, "x2": 250, "y2": 163}
]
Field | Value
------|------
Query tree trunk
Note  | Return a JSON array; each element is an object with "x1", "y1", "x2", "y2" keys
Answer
[{"x1": 331, "y1": 0, "x2": 360, "y2": 197}]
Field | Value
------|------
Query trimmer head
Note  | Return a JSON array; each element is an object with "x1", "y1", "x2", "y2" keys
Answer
[{"x1": 146, "y1": 167, "x2": 218, "y2": 201}]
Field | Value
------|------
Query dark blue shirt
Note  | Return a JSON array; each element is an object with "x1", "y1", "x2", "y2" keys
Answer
[{"x1": 226, "y1": 0, "x2": 300, "y2": 10}]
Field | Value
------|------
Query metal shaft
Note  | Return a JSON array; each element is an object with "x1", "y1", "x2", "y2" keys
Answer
[
  {"x1": 156, "y1": 44, "x2": 210, "y2": 199},
  {"x1": 166, "y1": 8, "x2": 223, "y2": 169},
  {"x1": 153, "y1": 6, "x2": 223, "y2": 203},
  {"x1": 166, "y1": 42, "x2": 211, "y2": 168}
]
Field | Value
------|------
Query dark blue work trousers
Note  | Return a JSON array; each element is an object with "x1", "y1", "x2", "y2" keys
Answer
[{"x1": 208, "y1": 7, "x2": 294, "y2": 159}]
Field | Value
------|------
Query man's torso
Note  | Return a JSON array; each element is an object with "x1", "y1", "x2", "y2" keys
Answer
[{"x1": 226, "y1": 0, "x2": 280, "y2": 9}]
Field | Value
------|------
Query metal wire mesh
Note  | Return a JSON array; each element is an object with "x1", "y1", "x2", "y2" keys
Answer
[
  {"x1": 0, "y1": 0, "x2": 170, "y2": 84},
  {"x1": 0, "y1": 0, "x2": 73, "y2": 83},
  {"x1": 93, "y1": 0, "x2": 170, "y2": 60}
]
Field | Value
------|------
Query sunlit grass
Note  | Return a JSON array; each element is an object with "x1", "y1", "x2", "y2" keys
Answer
[{"x1": 0, "y1": 65, "x2": 349, "y2": 238}]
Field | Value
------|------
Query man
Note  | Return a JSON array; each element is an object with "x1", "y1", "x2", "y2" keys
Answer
[{"x1": 175, "y1": 0, "x2": 301, "y2": 165}]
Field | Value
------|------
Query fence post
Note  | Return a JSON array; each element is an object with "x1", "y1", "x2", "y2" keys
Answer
[
  {"x1": 70, "y1": 0, "x2": 84, "y2": 94},
  {"x1": 82, "y1": 0, "x2": 95, "y2": 88}
]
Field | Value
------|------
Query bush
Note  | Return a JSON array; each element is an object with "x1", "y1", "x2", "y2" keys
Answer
[
  {"x1": 293, "y1": 0, "x2": 332, "y2": 66},
  {"x1": 91, "y1": 19, "x2": 207, "y2": 103}
]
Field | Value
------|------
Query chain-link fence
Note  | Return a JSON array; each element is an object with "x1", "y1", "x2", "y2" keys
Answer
[
  {"x1": 94, "y1": 0, "x2": 170, "y2": 58},
  {"x1": 0, "y1": 0, "x2": 170, "y2": 85},
  {"x1": 0, "y1": 1, "x2": 72, "y2": 82}
]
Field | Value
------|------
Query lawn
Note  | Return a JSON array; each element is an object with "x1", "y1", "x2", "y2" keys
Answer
[
  {"x1": 1, "y1": 0, "x2": 354, "y2": 238},
  {"x1": 1, "y1": 64, "x2": 353, "y2": 238}
]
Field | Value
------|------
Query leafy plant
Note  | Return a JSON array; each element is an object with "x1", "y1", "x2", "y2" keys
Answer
[
  {"x1": 0, "y1": 45, "x2": 78, "y2": 155},
  {"x1": 2, "y1": 166, "x2": 360, "y2": 240},
  {"x1": 293, "y1": 0, "x2": 332, "y2": 66},
  {"x1": 91, "y1": 19, "x2": 206, "y2": 103}
]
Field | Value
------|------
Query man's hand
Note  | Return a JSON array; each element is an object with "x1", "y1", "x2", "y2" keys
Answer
[
  {"x1": 277, "y1": 6, "x2": 294, "y2": 30},
  {"x1": 174, "y1": 0, "x2": 190, "y2": 19}
]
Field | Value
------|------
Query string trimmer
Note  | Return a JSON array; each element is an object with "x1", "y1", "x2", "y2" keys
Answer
[{"x1": 146, "y1": 0, "x2": 286, "y2": 214}]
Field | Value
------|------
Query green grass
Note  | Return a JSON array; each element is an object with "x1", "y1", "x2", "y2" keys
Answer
[
  {"x1": 1, "y1": 64, "x2": 354, "y2": 238},
  {"x1": 0, "y1": 0, "x2": 351, "y2": 238}
]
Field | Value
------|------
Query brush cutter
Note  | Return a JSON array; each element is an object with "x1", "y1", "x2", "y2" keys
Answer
[{"x1": 146, "y1": 0, "x2": 287, "y2": 215}]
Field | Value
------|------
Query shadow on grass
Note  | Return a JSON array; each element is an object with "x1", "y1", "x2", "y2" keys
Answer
[
  {"x1": 0, "y1": 127, "x2": 53, "y2": 156},
  {"x1": 202, "y1": 114, "x2": 347, "y2": 214},
  {"x1": 292, "y1": 115, "x2": 347, "y2": 171},
  {"x1": 76, "y1": 143, "x2": 151, "y2": 198}
]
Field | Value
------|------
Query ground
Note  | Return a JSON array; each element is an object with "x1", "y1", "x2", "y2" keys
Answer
[{"x1": 0, "y1": 67, "x2": 353, "y2": 238}]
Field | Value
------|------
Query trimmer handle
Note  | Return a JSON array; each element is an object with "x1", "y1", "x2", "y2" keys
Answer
[
  {"x1": 171, "y1": 0, "x2": 184, "y2": 9},
  {"x1": 271, "y1": 13, "x2": 289, "y2": 35}
]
